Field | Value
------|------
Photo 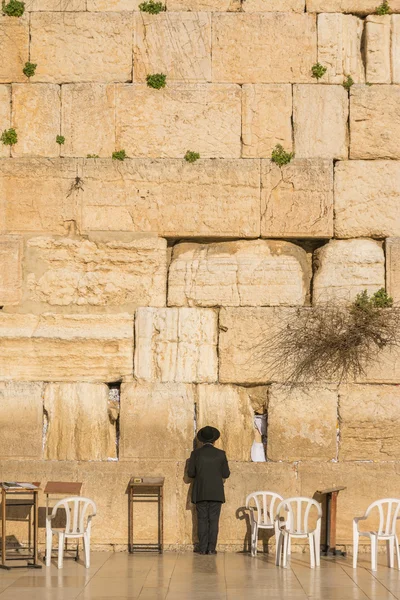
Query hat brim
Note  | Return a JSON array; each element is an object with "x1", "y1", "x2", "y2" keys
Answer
[{"x1": 197, "y1": 426, "x2": 221, "y2": 444}]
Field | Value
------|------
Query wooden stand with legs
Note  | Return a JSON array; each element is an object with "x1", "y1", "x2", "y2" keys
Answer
[{"x1": 128, "y1": 477, "x2": 164, "y2": 554}]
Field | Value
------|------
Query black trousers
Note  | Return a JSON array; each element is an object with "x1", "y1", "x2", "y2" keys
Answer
[{"x1": 196, "y1": 501, "x2": 222, "y2": 553}]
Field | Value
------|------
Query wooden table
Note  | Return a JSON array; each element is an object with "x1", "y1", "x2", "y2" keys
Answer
[
  {"x1": 316, "y1": 486, "x2": 347, "y2": 557},
  {"x1": 128, "y1": 477, "x2": 164, "y2": 554},
  {"x1": 44, "y1": 481, "x2": 83, "y2": 561},
  {"x1": 0, "y1": 483, "x2": 42, "y2": 570}
]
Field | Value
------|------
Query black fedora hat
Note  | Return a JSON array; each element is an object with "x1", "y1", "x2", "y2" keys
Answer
[{"x1": 197, "y1": 426, "x2": 220, "y2": 444}]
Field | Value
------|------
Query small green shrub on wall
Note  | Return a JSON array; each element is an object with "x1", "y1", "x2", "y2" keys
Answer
[
  {"x1": 56, "y1": 135, "x2": 65, "y2": 145},
  {"x1": 139, "y1": 0, "x2": 166, "y2": 13},
  {"x1": 112, "y1": 150, "x2": 127, "y2": 161},
  {"x1": 146, "y1": 73, "x2": 167, "y2": 89},
  {"x1": 184, "y1": 151, "x2": 200, "y2": 163},
  {"x1": 376, "y1": 0, "x2": 391, "y2": 14},
  {"x1": 311, "y1": 63, "x2": 327, "y2": 80},
  {"x1": 87, "y1": 154, "x2": 99, "y2": 158},
  {"x1": 2, "y1": 0, "x2": 25, "y2": 16},
  {"x1": 1, "y1": 128, "x2": 17, "y2": 146},
  {"x1": 271, "y1": 144, "x2": 293, "y2": 166},
  {"x1": 343, "y1": 75, "x2": 354, "y2": 90},
  {"x1": 23, "y1": 62, "x2": 37, "y2": 78}
]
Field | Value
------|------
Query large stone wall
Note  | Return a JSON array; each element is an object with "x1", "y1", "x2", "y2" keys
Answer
[{"x1": 1, "y1": 0, "x2": 400, "y2": 553}]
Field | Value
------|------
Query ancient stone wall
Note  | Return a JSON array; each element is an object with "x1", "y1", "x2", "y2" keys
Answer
[{"x1": 1, "y1": 0, "x2": 400, "y2": 552}]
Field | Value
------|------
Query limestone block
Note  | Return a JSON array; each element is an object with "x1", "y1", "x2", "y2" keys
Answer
[
  {"x1": 44, "y1": 383, "x2": 116, "y2": 461},
  {"x1": 26, "y1": 235, "x2": 167, "y2": 310},
  {"x1": 243, "y1": 0, "x2": 305, "y2": 10},
  {"x1": 293, "y1": 85, "x2": 349, "y2": 159},
  {"x1": 167, "y1": 0, "x2": 240, "y2": 9},
  {"x1": 26, "y1": 0, "x2": 86, "y2": 9},
  {"x1": 365, "y1": 15, "x2": 391, "y2": 83},
  {"x1": 242, "y1": 84, "x2": 292, "y2": 158},
  {"x1": 120, "y1": 382, "x2": 194, "y2": 460},
  {"x1": 219, "y1": 307, "x2": 297, "y2": 384},
  {"x1": 0, "y1": 158, "x2": 78, "y2": 234},
  {"x1": 317, "y1": 13, "x2": 364, "y2": 84},
  {"x1": 307, "y1": 0, "x2": 400, "y2": 12},
  {"x1": 0, "y1": 382, "x2": 44, "y2": 459},
  {"x1": 350, "y1": 86, "x2": 400, "y2": 160},
  {"x1": 61, "y1": 84, "x2": 116, "y2": 158},
  {"x1": 313, "y1": 239, "x2": 385, "y2": 304},
  {"x1": 197, "y1": 384, "x2": 261, "y2": 461},
  {"x1": 11, "y1": 84, "x2": 61, "y2": 158},
  {"x1": 393, "y1": 16, "x2": 400, "y2": 83},
  {"x1": 0, "y1": 17, "x2": 29, "y2": 84},
  {"x1": 0, "y1": 85, "x2": 10, "y2": 158},
  {"x1": 268, "y1": 385, "x2": 338, "y2": 461},
  {"x1": 167, "y1": 240, "x2": 310, "y2": 307},
  {"x1": 334, "y1": 160, "x2": 400, "y2": 238},
  {"x1": 30, "y1": 13, "x2": 133, "y2": 83},
  {"x1": 0, "y1": 313, "x2": 134, "y2": 382},
  {"x1": 212, "y1": 14, "x2": 317, "y2": 84},
  {"x1": 115, "y1": 84, "x2": 241, "y2": 158},
  {"x1": 0, "y1": 235, "x2": 22, "y2": 305},
  {"x1": 386, "y1": 238, "x2": 400, "y2": 304},
  {"x1": 134, "y1": 307, "x2": 217, "y2": 383},
  {"x1": 339, "y1": 384, "x2": 400, "y2": 460},
  {"x1": 80, "y1": 159, "x2": 260, "y2": 237},
  {"x1": 87, "y1": 0, "x2": 138, "y2": 9},
  {"x1": 261, "y1": 159, "x2": 333, "y2": 238},
  {"x1": 134, "y1": 13, "x2": 211, "y2": 82}
]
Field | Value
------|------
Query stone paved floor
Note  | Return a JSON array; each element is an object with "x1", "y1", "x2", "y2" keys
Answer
[{"x1": 1, "y1": 551, "x2": 400, "y2": 599}]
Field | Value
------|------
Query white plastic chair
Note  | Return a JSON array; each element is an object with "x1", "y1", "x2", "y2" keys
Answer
[
  {"x1": 353, "y1": 499, "x2": 400, "y2": 571},
  {"x1": 46, "y1": 496, "x2": 97, "y2": 569},
  {"x1": 275, "y1": 497, "x2": 322, "y2": 569},
  {"x1": 245, "y1": 491, "x2": 283, "y2": 557}
]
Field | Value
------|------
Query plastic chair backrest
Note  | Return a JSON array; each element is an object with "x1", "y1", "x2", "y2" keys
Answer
[
  {"x1": 50, "y1": 496, "x2": 96, "y2": 535},
  {"x1": 276, "y1": 497, "x2": 322, "y2": 535},
  {"x1": 364, "y1": 499, "x2": 400, "y2": 536},
  {"x1": 245, "y1": 491, "x2": 283, "y2": 527}
]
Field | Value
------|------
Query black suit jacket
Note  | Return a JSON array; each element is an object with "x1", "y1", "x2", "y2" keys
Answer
[{"x1": 187, "y1": 444, "x2": 230, "y2": 504}]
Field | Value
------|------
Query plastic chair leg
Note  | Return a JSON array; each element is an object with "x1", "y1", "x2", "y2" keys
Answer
[
  {"x1": 309, "y1": 534, "x2": 315, "y2": 569},
  {"x1": 83, "y1": 533, "x2": 90, "y2": 568},
  {"x1": 395, "y1": 536, "x2": 400, "y2": 570},
  {"x1": 387, "y1": 538, "x2": 394, "y2": 568},
  {"x1": 282, "y1": 534, "x2": 289, "y2": 569},
  {"x1": 275, "y1": 531, "x2": 282, "y2": 566},
  {"x1": 314, "y1": 533, "x2": 320, "y2": 568},
  {"x1": 45, "y1": 528, "x2": 52, "y2": 567},
  {"x1": 371, "y1": 536, "x2": 378, "y2": 571},
  {"x1": 57, "y1": 533, "x2": 65, "y2": 569},
  {"x1": 251, "y1": 524, "x2": 258, "y2": 557},
  {"x1": 353, "y1": 528, "x2": 359, "y2": 568}
]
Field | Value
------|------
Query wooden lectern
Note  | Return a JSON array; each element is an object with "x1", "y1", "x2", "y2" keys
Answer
[{"x1": 316, "y1": 486, "x2": 347, "y2": 557}]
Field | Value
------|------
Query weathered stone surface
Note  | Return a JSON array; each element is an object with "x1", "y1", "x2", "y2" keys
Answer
[
  {"x1": 307, "y1": 0, "x2": 400, "y2": 12},
  {"x1": 293, "y1": 85, "x2": 348, "y2": 159},
  {"x1": 30, "y1": 13, "x2": 133, "y2": 83},
  {"x1": 261, "y1": 159, "x2": 333, "y2": 238},
  {"x1": 134, "y1": 13, "x2": 211, "y2": 82},
  {"x1": 0, "y1": 313, "x2": 134, "y2": 382},
  {"x1": 0, "y1": 382, "x2": 44, "y2": 459},
  {"x1": 0, "y1": 17, "x2": 29, "y2": 84},
  {"x1": 212, "y1": 14, "x2": 317, "y2": 83},
  {"x1": 25, "y1": 235, "x2": 167, "y2": 310},
  {"x1": 115, "y1": 84, "x2": 241, "y2": 158},
  {"x1": 135, "y1": 307, "x2": 217, "y2": 383},
  {"x1": 11, "y1": 84, "x2": 60, "y2": 157},
  {"x1": 386, "y1": 238, "x2": 400, "y2": 304},
  {"x1": 80, "y1": 159, "x2": 260, "y2": 237},
  {"x1": 334, "y1": 160, "x2": 400, "y2": 238},
  {"x1": 242, "y1": 84, "x2": 292, "y2": 158},
  {"x1": 0, "y1": 235, "x2": 22, "y2": 306},
  {"x1": 26, "y1": 0, "x2": 86, "y2": 9},
  {"x1": 87, "y1": 0, "x2": 138, "y2": 9},
  {"x1": 167, "y1": 240, "x2": 310, "y2": 307},
  {"x1": 44, "y1": 383, "x2": 116, "y2": 461},
  {"x1": 268, "y1": 385, "x2": 338, "y2": 461},
  {"x1": 197, "y1": 384, "x2": 260, "y2": 461},
  {"x1": 0, "y1": 159, "x2": 78, "y2": 234},
  {"x1": 317, "y1": 13, "x2": 364, "y2": 84},
  {"x1": 61, "y1": 84, "x2": 116, "y2": 158},
  {"x1": 0, "y1": 85, "x2": 10, "y2": 159},
  {"x1": 339, "y1": 384, "x2": 400, "y2": 461},
  {"x1": 243, "y1": 0, "x2": 305, "y2": 10},
  {"x1": 120, "y1": 382, "x2": 194, "y2": 460},
  {"x1": 393, "y1": 16, "x2": 400, "y2": 84},
  {"x1": 365, "y1": 15, "x2": 391, "y2": 83},
  {"x1": 167, "y1": 0, "x2": 240, "y2": 9},
  {"x1": 219, "y1": 307, "x2": 296, "y2": 384},
  {"x1": 350, "y1": 86, "x2": 400, "y2": 160},
  {"x1": 313, "y1": 239, "x2": 385, "y2": 304}
]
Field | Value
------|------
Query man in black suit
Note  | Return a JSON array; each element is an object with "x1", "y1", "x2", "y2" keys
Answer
[{"x1": 187, "y1": 426, "x2": 230, "y2": 555}]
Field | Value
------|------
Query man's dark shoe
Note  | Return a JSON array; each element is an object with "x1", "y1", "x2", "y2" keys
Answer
[
  {"x1": 194, "y1": 549, "x2": 207, "y2": 554},
  {"x1": 207, "y1": 550, "x2": 217, "y2": 555}
]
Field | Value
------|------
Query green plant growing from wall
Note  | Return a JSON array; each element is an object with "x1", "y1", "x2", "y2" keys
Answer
[
  {"x1": 56, "y1": 135, "x2": 65, "y2": 145},
  {"x1": 271, "y1": 144, "x2": 293, "y2": 166},
  {"x1": 139, "y1": 0, "x2": 166, "y2": 13},
  {"x1": 146, "y1": 73, "x2": 167, "y2": 89},
  {"x1": 376, "y1": 0, "x2": 391, "y2": 14},
  {"x1": 184, "y1": 151, "x2": 200, "y2": 163},
  {"x1": 343, "y1": 75, "x2": 354, "y2": 90},
  {"x1": 1, "y1": 128, "x2": 17, "y2": 146},
  {"x1": 112, "y1": 150, "x2": 127, "y2": 161},
  {"x1": 311, "y1": 63, "x2": 327, "y2": 80},
  {"x1": 23, "y1": 62, "x2": 37, "y2": 78},
  {"x1": 2, "y1": 0, "x2": 25, "y2": 16},
  {"x1": 87, "y1": 154, "x2": 100, "y2": 158}
]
